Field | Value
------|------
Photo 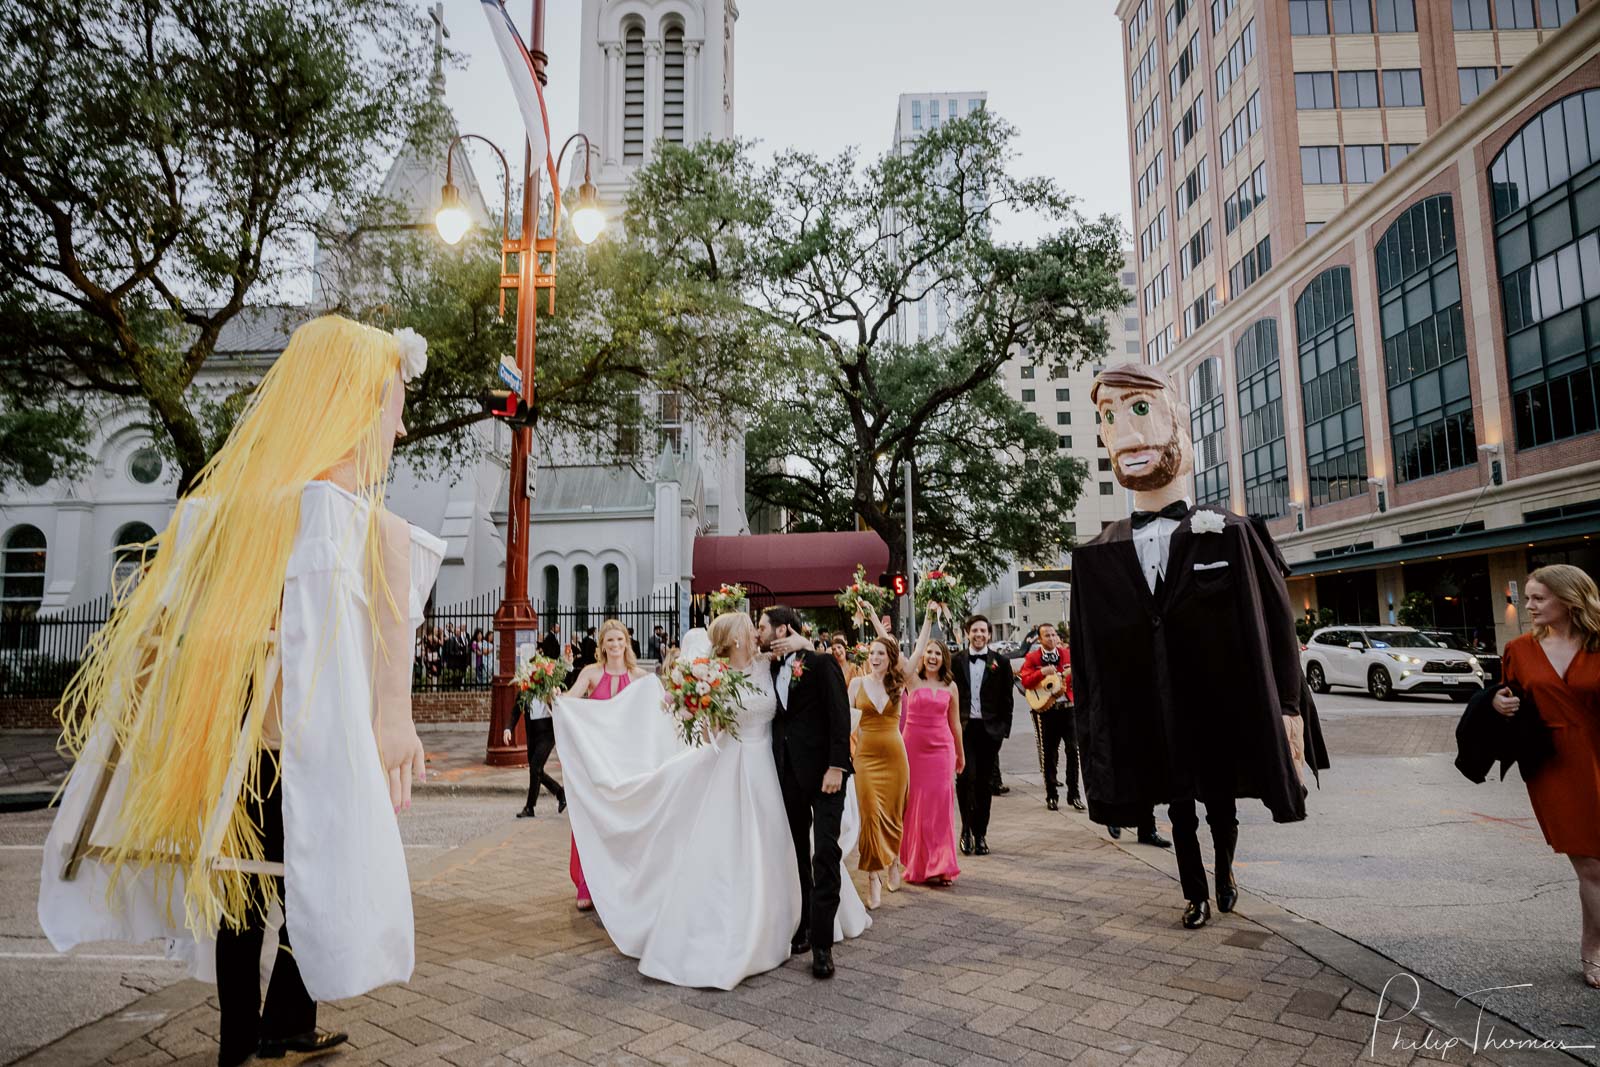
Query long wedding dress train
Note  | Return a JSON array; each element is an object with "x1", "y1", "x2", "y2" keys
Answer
[{"x1": 552, "y1": 653, "x2": 867, "y2": 990}]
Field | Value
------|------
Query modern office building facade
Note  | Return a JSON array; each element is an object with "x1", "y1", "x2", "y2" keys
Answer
[{"x1": 1116, "y1": 0, "x2": 1600, "y2": 654}]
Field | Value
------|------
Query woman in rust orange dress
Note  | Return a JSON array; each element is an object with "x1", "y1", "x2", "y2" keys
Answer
[{"x1": 1493, "y1": 563, "x2": 1600, "y2": 990}]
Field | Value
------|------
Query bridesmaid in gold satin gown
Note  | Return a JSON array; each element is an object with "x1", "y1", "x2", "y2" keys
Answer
[{"x1": 849, "y1": 635, "x2": 911, "y2": 908}]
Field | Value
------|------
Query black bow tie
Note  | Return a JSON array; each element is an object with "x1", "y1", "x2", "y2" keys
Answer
[{"x1": 1131, "y1": 501, "x2": 1190, "y2": 530}]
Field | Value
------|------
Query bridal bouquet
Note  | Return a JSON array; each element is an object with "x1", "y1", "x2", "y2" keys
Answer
[
  {"x1": 513, "y1": 653, "x2": 570, "y2": 714},
  {"x1": 707, "y1": 583, "x2": 748, "y2": 617},
  {"x1": 848, "y1": 642, "x2": 872, "y2": 667},
  {"x1": 664, "y1": 655, "x2": 751, "y2": 747},
  {"x1": 835, "y1": 565, "x2": 890, "y2": 628},
  {"x1": 914, "y1": 566, "x2": 968, "y2": 621}
]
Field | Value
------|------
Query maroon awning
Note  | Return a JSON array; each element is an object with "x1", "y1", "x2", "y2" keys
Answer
[{"x1": 692, "y1": 532, "x2": 891, "y2": 608}]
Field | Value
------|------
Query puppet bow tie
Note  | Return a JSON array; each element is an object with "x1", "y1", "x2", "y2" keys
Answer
[{"x1": 1131, "y1": 501, "x2": 1190, "y2": 530}]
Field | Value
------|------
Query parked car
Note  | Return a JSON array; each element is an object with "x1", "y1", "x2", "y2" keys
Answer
[
  {"x1": 1300, "y1": 625, "x2": 1488, "y2": 702},
  {"x1": 1419, "y1": 631, "x2": 1502, "y2": 687}
]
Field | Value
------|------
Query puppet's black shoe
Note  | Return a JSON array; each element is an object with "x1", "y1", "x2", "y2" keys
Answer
[
  {"x1": 974, "y1": 838, "x2": 990, "y2": 856},
  {"x1": 257, "y1": 1030, "x2": 348, "y2": 1059},
  {"x1": 515, "y1": 805, "x2": 536, "y2": 818},
  {"x1": 1107, "y1": 825, "x2": 1122, "y2": 839},
  {"x1": 1181, "y1": 900, "x2": 1211, "y2": 929},
  {"x1": 1046, "y1": 797, "x2": 1059, "y2": 811},
  {"x1": 1216, "y1": 873, "x2": 1238, "y2": 914},
  {"x1": 991, "y1": 784, "x2": 1010, "y2": 796},
  {"x1": 1138, "y1": 831, "x2": 1172, "y2": 849},
  {"x1": 558, "y1": 793, "x2": 568, "y2": 813},
  {"x1": 960, "y1": 829, "x2": 974, "y2": 855},
  {"x1": 1069, "y1": 796, "x2": 1086, "y2": 811},
  {"x1": 811, "y1": 948, "x2": 834, "y2": 979},
  {"x1": 790, "y1": 937, "x2": 810, "y2": 956}
]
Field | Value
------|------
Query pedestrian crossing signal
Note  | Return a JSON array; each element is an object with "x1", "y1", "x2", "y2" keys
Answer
[{"x1": 880, "y1": 572, "x2": 909, "y2": 597}]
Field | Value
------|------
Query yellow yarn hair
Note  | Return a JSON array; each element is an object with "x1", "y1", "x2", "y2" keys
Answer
[{"x1": 57, "y1": 314, "x2": 404, "y2": 938}]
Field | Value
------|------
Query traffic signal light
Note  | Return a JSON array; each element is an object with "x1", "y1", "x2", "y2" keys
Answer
[
  {"x1": 879, "y1": 572, "x2": 909, "y2": 597},
  {"x1": 480, "y1": 389, "x2": 535, "y2": 427}
]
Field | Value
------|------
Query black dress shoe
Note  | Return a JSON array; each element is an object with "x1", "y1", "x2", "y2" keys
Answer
[
  {"x1": 1046, "y1": 796, "x2": 1059, "y2": 811},
  {"x1": 790, "y1": 937, "x2": 810, "y2": 956},
  {"x1": 515, "y1": 805, "x2": 536, "y2": 819},
  {"x1": 558, "y1": 793, "x2": 568, "y2": 814},
  {"x1": 811, "y1": 947, "x2": 834, "y2": 979},
  {"x1": 991, "y1": 784, "x2": 1010, "y2": 796},
  {"x1": 960, "y1": 829, "x2": 974, "y2": 855},
  {"x1": 1138, "y1": 831, "x2": 1172, "y2": 849},
  {"x1": 1107, "y1": 825, "x2": 1122, "y2": 839},
  {"x1": 1182, "y1": 900, "x2": 1211, "y2": 929},
  {"x1": 974, "y1": 838, "x2": 990, "y2": 855},
  {"x1": 1216, "y1": 873, "x2": 1238, "y2": 914},
  {"x1": 257, "y1": 1030, "x2": 349, "y2": 1059},
  {"x1": 1068, "y1": 796, "x2": 1086, "y2": 811},
  {"x1": 1053, "y1": 778, "x2": 1063, "y2": 786}
]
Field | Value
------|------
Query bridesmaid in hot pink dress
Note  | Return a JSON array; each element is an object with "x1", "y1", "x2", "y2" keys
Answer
[
  {"x1": 877, "y1": 604, "x2": 965, "y2": 886},
  {"x1": 563, "y1": 619, "x2": 650, "y2": 911}
]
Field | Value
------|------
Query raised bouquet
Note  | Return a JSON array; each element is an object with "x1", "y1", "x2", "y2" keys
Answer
[
  {"x1": 835, "y1": 565, "x2": 890, "y2": 628},
  {"x1": 708, "y1": 582, "x2": 748, "y2": 617},
  {"x1": 513, "y1": 653, "x2": 570, "y2": 714},
  {"x1": 914, "y1": 566, "x2": 968, "y2": 621},
  {"x1": 664, "y1": 654, "x2": 752, "y2": 747}
]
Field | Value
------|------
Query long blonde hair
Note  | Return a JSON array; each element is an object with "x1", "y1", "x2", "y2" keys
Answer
[
  {"x1": 1529, "y1": 564, "x2": 1600, "y2": 651},
  {"x1": 58, "y1": 315, "x2": 405, "y2": 936},
  {"x1": 596, "y1": 618, "x2": 639, "y2": 672}
]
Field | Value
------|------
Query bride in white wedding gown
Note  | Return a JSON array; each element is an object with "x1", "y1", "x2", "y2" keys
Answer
[{"x1": 550, "y1": 613, "x2": 868, "y2": 990}]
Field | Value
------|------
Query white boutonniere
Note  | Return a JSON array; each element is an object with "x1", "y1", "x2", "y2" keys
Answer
[
  {"x1": 1191, "y1": 510, "x2": 1227, "y2": 535},
  {"x1": 393, "y1": 327, "x2": 429, "y2": 384}
]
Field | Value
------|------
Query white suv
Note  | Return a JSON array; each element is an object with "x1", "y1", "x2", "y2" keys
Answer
[{"x1": 1301, "y1": 626, "x2": 1488, "y2": 702}]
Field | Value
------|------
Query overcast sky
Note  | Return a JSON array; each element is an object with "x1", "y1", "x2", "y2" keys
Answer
[{"x1": 438, "y1": 0, "x2": 1133, "y2": 244}]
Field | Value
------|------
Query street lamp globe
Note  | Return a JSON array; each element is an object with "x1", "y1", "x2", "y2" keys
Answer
[
  {"x1": 435, "y1": 181, "x2": 473, "y2": 245},
  {"x1": 570, "y1": 181, "x2": 605, "y2": 245}
]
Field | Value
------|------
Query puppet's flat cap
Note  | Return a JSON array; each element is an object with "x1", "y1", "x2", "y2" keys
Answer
[{"x1": 1090, "y1": 361, "x2": 1175, "y2": 405}]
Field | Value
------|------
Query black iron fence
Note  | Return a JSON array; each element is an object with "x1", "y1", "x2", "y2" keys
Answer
[
  {"x1": 0, "y1": 596, "x2": 113, "y2": 698},
  {"x1": 413, "y1": 587, "x2": 682, "y2": 693}
]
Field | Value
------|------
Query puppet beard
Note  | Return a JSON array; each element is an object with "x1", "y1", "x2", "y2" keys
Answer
[{"x1": 1114, "y1": 425, "x2": 1186, "y2": 492}]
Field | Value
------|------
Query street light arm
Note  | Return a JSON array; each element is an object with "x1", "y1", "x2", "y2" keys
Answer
[
  {"x1": 444, "y1": 133, "x2": 514, "y2": 247},
  {"x1": 552, "y1": 132, "x2": 597, "y2": 234}
]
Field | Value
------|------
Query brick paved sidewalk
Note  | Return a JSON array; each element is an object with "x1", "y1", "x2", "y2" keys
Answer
[
  {"x1": 0, "y1": 730, "x2": 70, "y2": 796},
  {"x1": 18, "y1": 770, "x2": 1546, "y2": 1067}
]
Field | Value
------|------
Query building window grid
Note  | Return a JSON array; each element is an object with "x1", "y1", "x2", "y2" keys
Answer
[
  {"x1": 1176, "y1": 157, "x2": 1210, "y2": 219},
  {"x1": 1228, "y1": 236, "x2": 1274, "y2": 297},
  {"x1": 1296, "y1": 72, "x2": 1337, "y2": 110},
  {"x1": 1180, "y1": 220, "x2": 1214, "y2": 278},
  {"x1": 1384, "y1": 69, "x2": 1425, "y2": 108},
  {"x1": 1376, "y1": 195, "x2": 1478, "y2": 482},
  {"x1": 1173, "y1": 95, "x2": 1207, "y2": 155},
  {"x1": 1290, "y1": 0, "x2": 1331, "y2": 35},
  {"x1": 1224, "y1": 164, "x2": 1268, "y2": 234},
  {"x1": 1295, "y1": 268, "x2": 1369, "y2": 506},
  {"x1": 1340, "y1": 70, "x2": 1381, "y2": 109},
  {"x1": 1220, "y1": 91, "x2": 1262, "y2": 165},
  {"x1": 1491, "y1": 89, "x2": 1600, "y2": 448},
  {"x1": 1346, "y1": 144, "x2": 1388, "y2": 184},
  {"x1": 1188, "y1": 357, "x2": 1231, "y2": 506},
  {"x1": 1183, "y1": 286, "x2": 1217, "y2": 334},
  {"x1": 1170, "y1": 31, "x2": 1202, "y2": 101},
  {"x1": 1460, "y1": 67, "x2": 1500, "y2": 106},
  {"x1": 1214, "y1": 20, "x2": 1256, "y2": 100},
  {"x1": 1302, "y1": 145, "x2": 1343, "y2": 184},
  {"x1": 1235, "y1": 320, "x2": 1289, "y2": 519},
  {"x1": 1211, "y1": 0, "x2": 1237, "y2": 33}
]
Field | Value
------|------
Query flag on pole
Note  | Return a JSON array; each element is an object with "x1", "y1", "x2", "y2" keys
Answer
[{"x1": 477, "y1": 0, "x2": 557, "y2": 190}]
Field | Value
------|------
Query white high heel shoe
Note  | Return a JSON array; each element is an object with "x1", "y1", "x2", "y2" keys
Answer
[
  {"x1": 886, "y1": 861, "x2": 903, "y2": 892},
  {"x1": 867, "y1": 872, "x2": 882, "y2": 910}
]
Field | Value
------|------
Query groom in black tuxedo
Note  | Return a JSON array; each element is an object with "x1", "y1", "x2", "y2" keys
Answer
[
  {"x1": 758, "y1": 605, "x2": 852, "y2": 980},
  {"x1": 952, "y1": 614, "x2": 1014, "y2": 856}
]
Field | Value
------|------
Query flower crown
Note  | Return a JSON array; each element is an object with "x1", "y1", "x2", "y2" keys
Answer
[{"x1": 393, "y1": 327, "x2": 428, "y2": 384}]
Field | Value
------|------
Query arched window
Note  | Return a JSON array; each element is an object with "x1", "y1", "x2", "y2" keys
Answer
[
  {"x1": 622, "y1": 25, "x2": 645, "y2": 163},
  {"x1": 1295, "y1": 267, "x2": 1368, "y2": 505},
  {"x1": 1490, "y1": 88, "x2": 1600, "y2": 448},
  {"x1": 542, "y1": 564, "x2": 560, "y2": 611},
  {"x1": 111, "y1": 522, "x2": 158, "y2": 597},
  {"x1": 1375, "y1": 195, "x2": 1476, "y2": 481},
  {"x1": 662, "y1": 24, "x2": 685, "y2": 146},
  {"x1": 2, "y1": 525, "x2": 46, "y2": 651},
  {"x1": 1235, "y1": 319, "x2": 1288, "y2": 518},
  {"x1": 573, "y1": 564, "x2": 590, "y2": 629},
  {"x1": 604, "y1": 563, "x2": 621, "y2": 615},
  {"x1": 1187, "y1": 357, "x2": 1230, "y2": 506}
]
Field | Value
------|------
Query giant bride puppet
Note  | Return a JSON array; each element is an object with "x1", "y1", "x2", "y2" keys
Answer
[{"x1": 38, "y1": 315, "x2": 444, "y2": 1065}]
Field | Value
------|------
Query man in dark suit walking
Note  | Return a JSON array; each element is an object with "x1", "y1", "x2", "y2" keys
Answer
[
  {"x1": 757, "y1": 605, "x2": 852, "y2": 980},
  {"x1": 952, "y1": 614, "x2": 1013, "y2": 856},
  {"x1": 578, "y1": 627, "x2": 597, "y2": 669}
]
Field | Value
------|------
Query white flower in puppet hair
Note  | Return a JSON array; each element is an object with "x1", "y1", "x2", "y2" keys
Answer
[
  {"x1": 1191, "y1": 510, "x2": 1227, "y2": 535},
  {"x1": 392, "y1": 327, "x2": 429, "y2": 383}
]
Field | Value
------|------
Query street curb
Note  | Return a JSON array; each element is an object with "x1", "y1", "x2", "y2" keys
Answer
[{"x1": 1036, "y1": 783, "x2": 1588, "y2": 1067}]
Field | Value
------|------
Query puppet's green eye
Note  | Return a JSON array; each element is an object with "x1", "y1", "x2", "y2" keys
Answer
[
  {"x1": 1103, "y1": 410, "x2": 1115, "y2": 425},
  {"x1": 1132, "y1": 400, "x2": 1151, "y2": 417}
]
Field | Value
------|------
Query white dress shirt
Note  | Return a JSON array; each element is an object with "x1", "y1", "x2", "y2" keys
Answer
[
  {"x1": 776, "y1": 653, "x2": 794, "y2": 711},
  {"x1": 1132, "y1": 498, "x2": 1193, "y2": 594},
  {"x1": 966, "y1": 652, "x2": 988, "y2": 718}
]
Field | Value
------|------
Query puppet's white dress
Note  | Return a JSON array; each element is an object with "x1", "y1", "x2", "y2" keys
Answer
[{"x1": 38, "y1": 481, "x2": 444, "y2": 1001}]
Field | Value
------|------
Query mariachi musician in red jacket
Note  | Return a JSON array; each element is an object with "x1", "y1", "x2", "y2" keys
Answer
[{"x1": 1018, "y1": 624, "x2": 1083, "y2": 812}]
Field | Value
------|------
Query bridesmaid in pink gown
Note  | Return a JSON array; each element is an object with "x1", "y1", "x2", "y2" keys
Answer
[
  {"x1": 562, "y1": 619, "x2": 650, "y2": 911},
  {"x1": 872, "y1": 604, "x2": 965, "y2": 887}
]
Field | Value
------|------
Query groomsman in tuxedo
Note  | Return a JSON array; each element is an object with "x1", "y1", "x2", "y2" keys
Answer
[
  {"x1": 758, "y1": 605, "x2": 853, "y2": 980},
  {"x1": 952, "y1": 615, "x2": 1013, "y2": 856},
  {"x1": 1070, "y1": 362, "x2": 1327, "y2": 930}
]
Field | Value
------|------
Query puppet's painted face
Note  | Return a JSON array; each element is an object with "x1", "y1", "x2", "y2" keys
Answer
[{"x1": 1096, "y1": 384, "x2": 1193, "y2": 492}]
